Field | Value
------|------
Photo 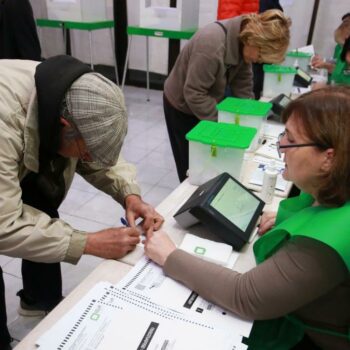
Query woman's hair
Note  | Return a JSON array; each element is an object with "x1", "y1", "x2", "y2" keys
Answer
[
  {"x1": 334, "y1": 17, "x2": 350, "y2": 45},
  {"x1": 342, "y1": 13, "x2": 350, "y2": 21},
  {"x1": 239, "y1": 10, "x2": 291, "y2": 64},
  {"x1": 340, "y1": 36, "x2": 350, "y2": 62},
  {"x1": 281, "y1": 85, "x2": 350, "y2": 207}
]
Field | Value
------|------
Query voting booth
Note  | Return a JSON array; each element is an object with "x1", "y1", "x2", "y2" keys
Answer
[
  {"x1": 284, "y1": 51, "x2": 312, "y2": 71},
  {"x1": 186, "y1": 121, "x2": 256, "y2": 186},
  {"x1": 137, "y1": 0, "x2": 200, "y2": 30},
  {"x1": 46, "y1": 0, "x2": 108, "y2": 22},
  {"x1": 217, "y1": 98, "x2": 272, "y2": 151},
  {"x1": 262, "y1": 64, "x2": 297, "y2": 98}
]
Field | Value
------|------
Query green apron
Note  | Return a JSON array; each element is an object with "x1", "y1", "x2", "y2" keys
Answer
[
  {"x1": 331, "y1": 49, "x2": 350, "y2": 85},
  {"x1": 243, "y1": 193, "x2": 350, "y2": 349}
]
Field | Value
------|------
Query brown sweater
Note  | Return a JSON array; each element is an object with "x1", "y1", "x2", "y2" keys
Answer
[
  {"x1": 164, "y1": 236, "x2": 350, "y2": 349},
  {"x1": 164, "y1": 16, "x2": 254, "y2": 120}
]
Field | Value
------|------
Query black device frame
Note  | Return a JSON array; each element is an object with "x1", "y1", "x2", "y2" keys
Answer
[
  {"x1": 268, "y1": 93, "x2": 292, "y2": 121},
  {"x1": 294, "y1": 67, "x2": 313, "y2": 87},
  {"x1": 173, "y1": 173, "x2": 265, "y2": 251}
]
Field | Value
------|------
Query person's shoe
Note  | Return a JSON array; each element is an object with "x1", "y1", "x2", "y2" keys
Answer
[
  {"x1": 16, "y1": 290, "x2": 62, "y2": 317},
  {"x1": 17, "y1": 298, "x2": 51, "y2": 317},
  {"x1": 1, "y1": 337, "x2": 14, "y2": 350}
]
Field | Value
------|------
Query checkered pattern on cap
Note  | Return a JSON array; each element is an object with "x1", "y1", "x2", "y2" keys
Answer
[{"x1": 65, "y1": 73, "x2": 127, "y2": 167}]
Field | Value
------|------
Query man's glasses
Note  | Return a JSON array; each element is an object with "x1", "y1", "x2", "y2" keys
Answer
[{"x1": 276, "y1": 131, "x2": 322, "y2": 158}]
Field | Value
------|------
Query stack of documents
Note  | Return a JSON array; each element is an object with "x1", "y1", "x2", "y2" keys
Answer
[{"x1": 36, "y1": 257, "x2": 252, "y2": 349}]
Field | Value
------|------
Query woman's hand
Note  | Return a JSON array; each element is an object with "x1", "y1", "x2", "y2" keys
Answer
[
  {"x1": 144, "y1": 230, "x2": 176, "y2": 266},
  {"x1": 311, "y1": 55, "x2": 335, "y2": 73},
  {"x1": 258, "y1": 211, "x2": 277, "y2": 235}
]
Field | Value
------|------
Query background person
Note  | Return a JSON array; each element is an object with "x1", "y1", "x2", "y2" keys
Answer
[
  {"x1": 0, "y1": 0, "x2": 41, "y2": 60},
  {"x1": 145, "y1": 86, "x2": 350, "y2": 349},
  {"x1": 163, "y1": 10, "x2": 291, "y2": 182},
  {"x1": 217, "y1": 0, "x2": 259, "y2": 20},
  {"x1": 0, "y1": 55, "x2": 163, "y2": 350},
  {"x1": 329, "y1": 36, "x2": 350, "y2": 85},
  {"x1": 311, "y1": 13, "x2": 350, "y2": 77}
]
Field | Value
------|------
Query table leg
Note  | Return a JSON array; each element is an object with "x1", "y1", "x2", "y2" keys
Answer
[
  {"x1": 63, "y1": 27, "x2": 67, "y2": 55},
  {"x1": 121, "y1": 36, "x2": 132, "y2": 90},
  {"x1": 89, "y1": 30, "x2": 94, "y2": 70},
  {"x1": 110, "y1": 28, "x2": 119, "y2": 85},
  {"x1": 146, "y1": 36, "x2": 150, "y2": 102}
]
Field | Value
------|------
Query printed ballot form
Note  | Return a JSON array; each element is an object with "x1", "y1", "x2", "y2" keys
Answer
[
  {"x1": 117, "y1": 257, "x2": 253, "y2": 337},
  {"x1": 36, "y1": 257, "x2": 252, "y2": 349},
  {"x1": 100, "y1": 310, "x2": 243, "y2": 350}
]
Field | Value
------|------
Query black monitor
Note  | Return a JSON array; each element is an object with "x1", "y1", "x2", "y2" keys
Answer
[
  {"x1": 268, "y1": 93, "x2": 292, "y2": 120},
  {"x1": 174, "y1": 173, "x2": 265, "y2": 251},
  {"x1": 294, "y1": 67, "x2": 313, "y2": 87}
]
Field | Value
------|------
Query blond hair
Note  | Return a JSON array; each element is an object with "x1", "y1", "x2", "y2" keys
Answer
[
  {"x1": 239, "y1": 10, "x2": 291, "y2": 64},
  {"x1": 334, "y1": 17, "x2": 350, "y2": 45}
]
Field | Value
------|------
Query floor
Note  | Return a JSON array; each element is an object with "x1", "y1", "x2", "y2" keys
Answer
[{"x1": 2, "y1": 86, "x2": 179, "y2": 346}]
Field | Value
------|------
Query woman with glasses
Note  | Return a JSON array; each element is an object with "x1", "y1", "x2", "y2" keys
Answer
[{"x1": 145, "y1": 85, "x2": 350, "y2": 349}]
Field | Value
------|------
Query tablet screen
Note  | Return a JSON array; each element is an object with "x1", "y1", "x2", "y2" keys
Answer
[
  {"x1": 279, "y1": 95, "x2": 291, "y2": 107},
  {"x1": 209, "y1": 178, "x2": 261, "y2": 231},
  {"x1": 297, "y1": 68, "x2": 312, "y2": 82}
]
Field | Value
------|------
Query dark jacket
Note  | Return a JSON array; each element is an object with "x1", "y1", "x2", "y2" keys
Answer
[{"x1": 0, "y1": 0, "x2": 41, "y2": 60}]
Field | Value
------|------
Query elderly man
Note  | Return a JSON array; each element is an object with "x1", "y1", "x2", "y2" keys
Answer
[{"x1": 0, "y1": 55, "x2": 163, "y2": 349}]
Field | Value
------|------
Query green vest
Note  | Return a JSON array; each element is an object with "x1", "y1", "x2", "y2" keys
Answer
[
  {"x1": 331, "y1": 44, "x2": 350, "y2": 86},
  {"x1": 243, "y1": 193, "x2": 350, "y2": 349}
]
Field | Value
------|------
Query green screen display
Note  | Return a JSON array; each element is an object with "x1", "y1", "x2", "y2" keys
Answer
[{"x1": 210, "y1": 179, "x2": 260, "y2": 231}]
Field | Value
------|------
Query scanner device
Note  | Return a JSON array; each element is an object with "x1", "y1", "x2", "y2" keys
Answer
[{"x1": 173, "y1": 173, "x2": 265, "y2": 251}]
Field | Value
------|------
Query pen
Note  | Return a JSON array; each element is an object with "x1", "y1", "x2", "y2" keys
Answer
[{"x1": 120, "y1": 217, "x2": 129, "y2": 227}]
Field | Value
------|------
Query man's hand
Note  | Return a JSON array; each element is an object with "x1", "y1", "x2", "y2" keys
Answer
[
  {"x1": 84, "y1": 227, "x2": 140, "y2": 259},
  {"x1": 144, "y1": 230, "x2": 176, "y2": 266},
  {"x1": 124, "y1": 195, "x2": 164, "y2": 235}
]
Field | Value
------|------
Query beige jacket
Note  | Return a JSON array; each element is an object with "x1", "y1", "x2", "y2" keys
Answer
[
  {"x1": 0, "y1": 59, "x2": 141, "y2": 264},
  {"x1": 164, "y1": 16, "x2": 254, "y2": 119}
]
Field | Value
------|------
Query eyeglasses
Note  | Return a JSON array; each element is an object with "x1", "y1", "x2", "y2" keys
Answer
[{"x1": 276, "y1": 131, "x2": 322, "y2": 158}]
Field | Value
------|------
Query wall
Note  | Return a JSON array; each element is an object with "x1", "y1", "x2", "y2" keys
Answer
[
  {"x1": 281, "y1": 0, "x2": 349, "y2": 58},
  {"x1": 312, "y1": 0, "x2": 349, "y2": 58},
  {"x1": 31, "y1": 0, "x2": 349, "y2": 72}
]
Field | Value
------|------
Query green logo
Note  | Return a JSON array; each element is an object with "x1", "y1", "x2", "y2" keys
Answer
[
  {"x1": 90, "y1": 313, "x2": 100, "y2": 321},
  {"x1": 194, "y1": 246, "x2": 206, "y2": 255}
]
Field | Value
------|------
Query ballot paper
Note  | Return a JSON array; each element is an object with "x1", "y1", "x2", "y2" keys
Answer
[
  {"x1": 36, "y1": 281, "x2": 246, "y2": 349},
  {"x1": 117, "y1": 256, "x2": 253, "y2": 338},
  {"x1": 99, "y1": 309, "x2": 245, "y2": 350},
  {"x1": 249, "y1": 163, "x2": 288, "y2": 192},
  {"x1": 263, "y1": 123, "x2": 285, "y2": 140},
  {"x1": 255, "y1": 139, "x2": 281, "y2": 161}
]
